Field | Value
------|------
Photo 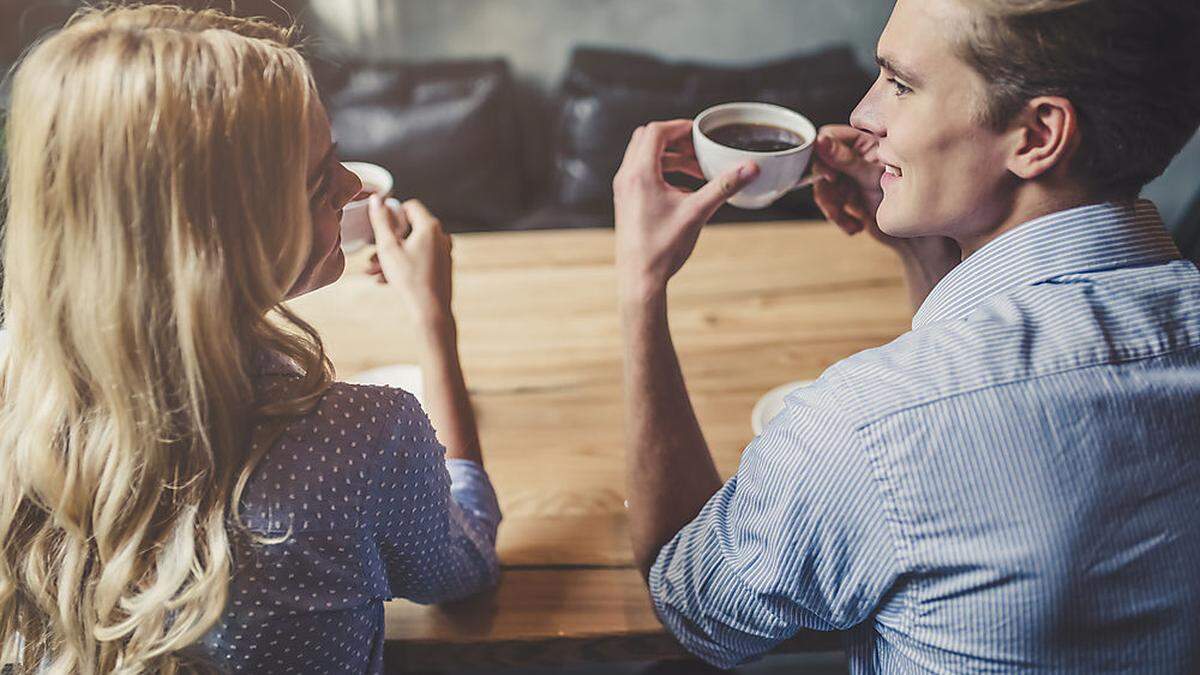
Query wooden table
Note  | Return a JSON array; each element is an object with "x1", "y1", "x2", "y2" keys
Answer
[{"x1": 287, "y1": 221, "x2": 911, "y2": 671}]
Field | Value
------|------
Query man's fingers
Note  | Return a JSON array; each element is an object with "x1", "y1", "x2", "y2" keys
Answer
[
  {"x1": 636, "y1": 119, "x2": 695, "y2": 174},
  {"x1": 646, "y1": 119, "x2": 694, "y2": 151},
  {"x1": 620, "y1": 125, "x2": 645, "y2": 169},
  {"x1": 688, "y1": 162, "x2": 759, "y2": 220},
  {"x1": 816, "y1": 134, "x2": 860, "y2": 170},
  {"x1": 811, "y1": 157, "x2": 840, "y2": 183},
  {"x1": 814, "y1": 177, "x2": 862, "y2": 235},
  {"x1": 662, "y1": 153, "x2": 705, "y2": 179},
  {"x1": 816, "y1": 126, "x2": 886, "y2": 193},
  {"x1": 664, "y1": 136, "x2": 697, "y2": 158},
  {"x1": 839, "y1": 219, "x2": 864, "y2": 236},
  {"x1": 817, "y1": 124, "x2": 873, "y2": 147},
  {"x1": 815, "y1": 125, "x2": 878, "y2": 171},
  {"x1": 813, "y1": 176, "x2": 843, "y2": 222},
  {"x1": 843, "y1": 200, "x2": 878, "y2": 229}
]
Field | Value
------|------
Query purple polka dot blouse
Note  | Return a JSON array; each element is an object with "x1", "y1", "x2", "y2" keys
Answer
[{"x1": 195, "y1": 361, "x2": 501, "y2": 673}]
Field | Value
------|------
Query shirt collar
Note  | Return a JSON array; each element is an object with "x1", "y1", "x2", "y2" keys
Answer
[{"x1": 912, "y1": 199, "x2": 1181, "y2": 330}]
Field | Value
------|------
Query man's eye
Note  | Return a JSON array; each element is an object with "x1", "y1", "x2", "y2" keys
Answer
[{"x1": 887, "y1": 77, "x2": 913, "y2": 96}]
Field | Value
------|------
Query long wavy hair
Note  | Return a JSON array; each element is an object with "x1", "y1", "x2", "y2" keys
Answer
[{"x1": 0, "y1": 4, "x2": 334, "y2": 672}]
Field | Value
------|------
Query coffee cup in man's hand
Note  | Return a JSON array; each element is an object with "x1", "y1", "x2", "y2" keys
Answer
[{"x1": 692, "y1": 102, "x2": 817, "y2": 210}]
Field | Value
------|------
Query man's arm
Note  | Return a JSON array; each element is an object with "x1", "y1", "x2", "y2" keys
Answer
[
  {"x1": 620, "y1": 288, "x2": 722, "y2": 577},
  {"x1": 611, "y1": 122, "x2": 903, "y2": 667},
  {"x1": 612, "y1": 120, "x2": 759, "y2": 578}
]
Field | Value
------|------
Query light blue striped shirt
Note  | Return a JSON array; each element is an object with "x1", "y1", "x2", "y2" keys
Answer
[{"x1": 649, "y1": 200, "x2": 1200, "y2": 672}]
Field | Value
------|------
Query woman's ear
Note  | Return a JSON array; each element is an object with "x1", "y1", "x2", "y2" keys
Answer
[{"x1": 1006, "y1": 96, "x2": 1080, "y2": 181}]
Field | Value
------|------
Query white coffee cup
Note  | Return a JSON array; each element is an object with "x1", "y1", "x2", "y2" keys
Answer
[
  {"x1": 339, "y1": 161, "x2": 394, "y2": 251},
  {"x1": 692, "y1": 102, "x2": 817, "y2": 210}
]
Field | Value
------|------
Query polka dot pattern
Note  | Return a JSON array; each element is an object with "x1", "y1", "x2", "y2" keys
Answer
[{"x1": 195, "y1": 380, "x2": 501, "y2": 673}]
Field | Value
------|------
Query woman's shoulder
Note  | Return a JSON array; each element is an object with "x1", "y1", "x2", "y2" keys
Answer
[
  {"x1": 239, "y1": 380, "x2": 443, "y2": 532},
  {"x1": 319, "y1": 380, "x2": 423, "y2": 422},
  {"x1": 277, "y1": 380, "x2": 435, "y2": 453}
]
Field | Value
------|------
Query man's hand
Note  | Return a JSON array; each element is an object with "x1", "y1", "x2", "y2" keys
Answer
[
  {"x1": 811, "y1": 125, "x2": 891, "y2": 242},
  {"x1": 613, "y1": 119, "x2": 760, "y2": 301},
  {"x1": 813, "y1": 125, "x2": 960, "y2": 310}
]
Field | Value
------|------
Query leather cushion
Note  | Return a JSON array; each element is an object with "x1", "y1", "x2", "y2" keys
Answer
[
  {"x1": 315, "y1": 58, "x2": 524, "y2": 230},
  {"x1": 550, "y1": 46, "x2": 873, "y2": 221}
]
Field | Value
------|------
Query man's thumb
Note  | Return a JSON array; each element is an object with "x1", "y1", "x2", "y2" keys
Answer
[{"x1": 691, "y1": 162, "x2": 760, "y2": 217}]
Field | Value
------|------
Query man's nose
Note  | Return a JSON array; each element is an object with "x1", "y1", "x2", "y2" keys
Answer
[{"x1": 849, "y1": 81, "x2": 886, "y2": 138}]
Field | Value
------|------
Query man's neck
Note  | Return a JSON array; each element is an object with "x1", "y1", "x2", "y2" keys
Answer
[{"x1": 956, "y1": 183, "x2": 1106, "y2": 259}]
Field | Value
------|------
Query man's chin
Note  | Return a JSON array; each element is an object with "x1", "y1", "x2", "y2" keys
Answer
[
  {"x1": 875, "y1": 205, "x2": 908, "y2": 238},
  {"x1": 876, "y1": 201, "x2": 930, "y2": 240}
]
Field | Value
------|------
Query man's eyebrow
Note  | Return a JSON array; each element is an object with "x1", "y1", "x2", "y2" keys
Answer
[
  {"x1": 876, "y1": 54, "x2": 923, "y2": 87},
  {"x1": 308, "y1": 142, "x2": 338, "y2": 186}
]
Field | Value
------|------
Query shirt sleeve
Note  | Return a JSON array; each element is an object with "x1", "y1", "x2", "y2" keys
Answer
[
  {"x1": 648, "y1": 391, "x2": 900, "y2": 668},
  {"x1": 370, "y1": 390, "x2": 502, "y2": 604}
]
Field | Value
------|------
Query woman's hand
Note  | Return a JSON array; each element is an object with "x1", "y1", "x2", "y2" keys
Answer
[{"x1": 366, "y1": 196, "x2": 454, "y2": 323}]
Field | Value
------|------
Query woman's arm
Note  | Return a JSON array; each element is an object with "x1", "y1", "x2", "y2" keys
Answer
[{"x1": 367, "y1": 196, "x2": 482, "y2": 465}]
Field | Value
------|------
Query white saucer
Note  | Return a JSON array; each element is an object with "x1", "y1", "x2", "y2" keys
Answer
[
  {"x1": 751, "y1": 379, "x2": 813, "y2": 435},
  {"x1": 347, "y1": 363, "x2": 424, "y2": 405}
]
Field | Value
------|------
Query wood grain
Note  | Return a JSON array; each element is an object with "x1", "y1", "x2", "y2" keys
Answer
[
  {"x1": 382, "y1": 568, "x2": 843, "y2": 670},
  {"x1": 287, "y1": 220, "x2": 909, "y2": 669}
]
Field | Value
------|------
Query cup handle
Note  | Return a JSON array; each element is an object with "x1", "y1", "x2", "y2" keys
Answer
[{"x1": 788, "y1": 173, "x2": 823, "y2": 193}]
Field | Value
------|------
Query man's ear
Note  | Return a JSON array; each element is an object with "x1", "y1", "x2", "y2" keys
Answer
[{"x1": 1006, "y1": 96, "x2": 1080, "y2": 180}]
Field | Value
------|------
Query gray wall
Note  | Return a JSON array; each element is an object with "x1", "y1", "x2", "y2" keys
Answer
[
  {"x1": 308, "y1": 0, "x2": 893, "y2": 87},
  {"x1": 308, "y1": 0, "x2": 1199, "y2": 229}
]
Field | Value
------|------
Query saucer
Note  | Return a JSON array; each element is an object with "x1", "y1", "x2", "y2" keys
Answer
[{"x1": 751, "y1": 379, "x2": 812, "y2": 435}]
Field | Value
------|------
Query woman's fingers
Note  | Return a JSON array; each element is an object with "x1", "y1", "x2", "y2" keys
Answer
[
  {"x1": 401, "y1": 199, "x2": 442, "y2": 234},
  {"x1": 368, "y1": 194, "x2": 403, "y2": 252}
]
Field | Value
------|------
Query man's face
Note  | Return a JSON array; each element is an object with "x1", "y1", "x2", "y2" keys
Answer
[{"x1": 851, "y1": 0, "x2": 1014, "y2": 243}]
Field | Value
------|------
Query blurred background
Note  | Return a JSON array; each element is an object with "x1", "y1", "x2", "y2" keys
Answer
[
  {"x1": 3, "y1": 0, "x2": 1197, "y2": 247},
  {"x1": 1, "y1": 3, "x2": 1197, "y2": 673}
]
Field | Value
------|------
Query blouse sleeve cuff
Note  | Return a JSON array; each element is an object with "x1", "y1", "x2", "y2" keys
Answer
[{"x1": 445, "y1": 458, "x2": 502, "y2": 540}]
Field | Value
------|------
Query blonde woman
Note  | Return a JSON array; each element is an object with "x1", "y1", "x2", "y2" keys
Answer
[{"x1": 0, "y1": 4, "x2": 499, "y2": 674}]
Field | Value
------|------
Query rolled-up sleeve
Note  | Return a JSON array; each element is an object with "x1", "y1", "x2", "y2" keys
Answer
[
  {"x1": 648, "y1": 393, "x2": 899, "y2": 668},
  {"x1": 371, "y1": 392, "x2": 501, "y2": 604}
]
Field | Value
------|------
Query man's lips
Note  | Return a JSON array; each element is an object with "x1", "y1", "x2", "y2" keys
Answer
[{"x1": 881, "y1": 163, "x2": 902, "y2": 189}]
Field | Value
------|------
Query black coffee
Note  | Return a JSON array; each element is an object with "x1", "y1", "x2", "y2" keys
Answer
[{"x1": 707, "y1": 122, "x2": 805, "y2": 153}]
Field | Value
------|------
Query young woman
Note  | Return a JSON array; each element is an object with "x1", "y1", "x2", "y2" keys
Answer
[{"x1": 0, "y1": 5, "x2": 499, "y2": 673}]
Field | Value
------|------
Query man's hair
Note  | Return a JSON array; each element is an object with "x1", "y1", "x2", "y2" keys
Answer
[{"x1": 955, "y1": 0, "x2": 1200, "y2": 199}]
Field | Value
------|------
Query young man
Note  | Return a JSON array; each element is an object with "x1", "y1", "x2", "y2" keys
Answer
[{"x1": 612, "y1": 0, "x2": 1200, "y2": 671}]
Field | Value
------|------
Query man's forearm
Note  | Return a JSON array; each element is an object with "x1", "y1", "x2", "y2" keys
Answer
[
  {"x1": 417, "y1": 313, "x2": 483, "y2": 466},
  {"x1": 620, "y1": 288, "x2": 723, "y2": 579}
]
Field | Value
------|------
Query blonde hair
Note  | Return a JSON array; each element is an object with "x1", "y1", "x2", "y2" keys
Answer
[
  {"x1": 953, "y1": 0, "x2": 1200, "y2": 198},
  {"x1": 0, "y1": 4, "x2": 333, "y2": 672}
]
